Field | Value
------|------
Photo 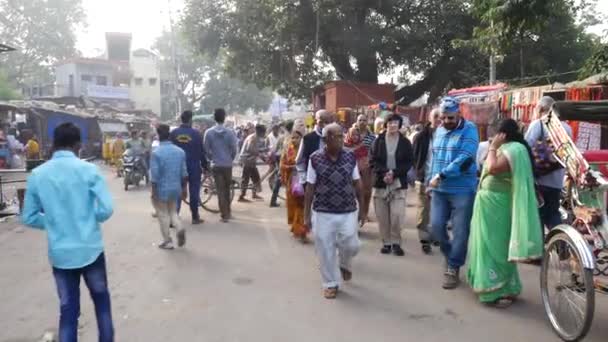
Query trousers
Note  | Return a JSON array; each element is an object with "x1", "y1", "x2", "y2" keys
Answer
[
  {"x1": 373, "y1": 188, "x2": 407, "y2": 245},
  {"x1": 213, "y1": 166, "x2": 233, "y2": 219},
  {"x1": 416, "y1": 183, "x2": 432, "y2": 244},
  {"x1": 154, "y1": 198, "x2": 182, "y2": 242},
  {"x1": 177, "y1": 170, "x2": 201, "y2": 220},
  {"x1": 240, "y1": 164, "x2": 260, "y2": 197},
  {"x1": 313, "y1": 210, "x2": 361, "y2": 288}
]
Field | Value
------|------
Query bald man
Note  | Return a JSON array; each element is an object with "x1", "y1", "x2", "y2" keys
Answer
[
  {"x1": 304, "y1": 123, "x2": 364, "y2": 299},
  {"x1": 295, "y1": 110, "x2": 334, "y2": 184}
]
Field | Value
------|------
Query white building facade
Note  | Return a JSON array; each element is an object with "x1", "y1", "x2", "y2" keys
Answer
[{"x1": 129, "y1": 49, "x2": 161, "y2": 116}]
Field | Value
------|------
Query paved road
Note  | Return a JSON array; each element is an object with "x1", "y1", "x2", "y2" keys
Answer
[{"x1": 1, "y1": 166, "x2": 608, "y2": 341}]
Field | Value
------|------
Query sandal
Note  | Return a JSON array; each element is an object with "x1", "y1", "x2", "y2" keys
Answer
[
  {"x1": 324, "y1": 286, "x2": 338, "y2": 299},
  {"x1": 488, "y1": 297, "x2": 516, "y2": 309},
  {"x1": 340, "y1": 267, "x2": 352, "y2": 282}
]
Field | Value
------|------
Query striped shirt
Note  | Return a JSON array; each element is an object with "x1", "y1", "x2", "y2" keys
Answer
[{"x1": 430, "y1": 119, "x2": 479, "y2": 194}]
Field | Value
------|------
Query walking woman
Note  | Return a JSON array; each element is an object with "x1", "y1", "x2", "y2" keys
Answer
[
  {"x1": 280, "y1": 126, "x2": 308, "y2": 243},
  {"x1": 371, "y1": 114, "x2": 413, "y2": 256},
  {"x1": 467, "y1": 119, "x2": 543, "y2": 308},
  {"x1": 344, "y1": 124, "x2": 374, "y2": 223}
]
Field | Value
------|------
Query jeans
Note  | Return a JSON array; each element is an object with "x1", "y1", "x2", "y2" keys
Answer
[
  {"x1": 177, "y1": 170, "x2": 202, "y2": 220},
  {"x1": 212, "y1": 166, "x2": 233, "y2": 219},
  {"x1": 270, "y1": 176, "x2": 281, "y2": 205},
  {"x1": 430, "y1": 191, "x2": 475, "y2": 269},
  {"x1": 538, "y1": 185, "x2": 562, "y2": 231},
  {"x1": 52, "y1": 253, "x2": 114, "y2": 342}
]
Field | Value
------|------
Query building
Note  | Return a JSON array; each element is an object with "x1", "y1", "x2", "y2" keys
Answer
[
  {"x1": 129, "y1": 49, "x2": 161, "y2": 116},
  {"x1": 312, "y1": 81, "x2": 396, "y2": 112}
]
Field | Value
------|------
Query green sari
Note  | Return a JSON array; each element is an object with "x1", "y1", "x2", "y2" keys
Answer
[{"x1": 467, "y1": 142, "x2": 543, "y2": 303}]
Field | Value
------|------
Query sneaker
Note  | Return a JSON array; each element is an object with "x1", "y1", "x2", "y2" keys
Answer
[
  {"x1": 443, "y1": 267, "x2": 460, "y2": 289},
  {"x1": 380, "y1": 245, "x2": 392, "y2": 254},
  {"x1": 158, "y1": 240, "x2": 174, "y2": 250},
  {"x1": 177, "y1": 230, "x2": 186, "y2": 247},
  {"x1": 392, "y1": 244, "x2": 405, "y2": 257}
]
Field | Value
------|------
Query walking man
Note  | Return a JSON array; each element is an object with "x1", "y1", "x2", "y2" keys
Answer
[
  {"x1": 296, "y1": 109, "x2": 334, "y2": 184},
  {"x1": 171, "y1": 110, "x2": 207, "y2": 225},
  {"x1": 238, "y1": 124, "x2": 267, "y2": 202},
  {"x1": 304, "y1": 123, "x2": 365, "y2": 299},
  {"x1": 525, "y1": 96, "x2": 572, "y2": 232},
  {"x1": 204, "y1": 108, "x2": 238, "y2": 222},
  {"x1": 412, "y1": 108, "x2": 441, "y2": 254},
  {"x1": 269, "y1": 120, "x2": 295, "y2": 207},
  {"x1": 21, "y1": 122, "x2": 115, "y2": 342},
  {"x1": 151, "y1": 124, "x2": 188, "y2": 249},
  {"x1": 429, "y1": 97, "x2": 479, "y2": 289}
]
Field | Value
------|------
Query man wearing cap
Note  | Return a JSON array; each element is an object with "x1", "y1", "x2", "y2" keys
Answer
[
  {"x1": 525, "y1": 96, "x2": 572, "y2": 232},
  {"x1": 429, "y1": 97, "x2": 479, "y2": 290}
]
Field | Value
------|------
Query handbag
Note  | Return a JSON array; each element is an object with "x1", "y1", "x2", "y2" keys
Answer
[{"x1": 532, "y1": 123, "x2": 562, "y2": 177}]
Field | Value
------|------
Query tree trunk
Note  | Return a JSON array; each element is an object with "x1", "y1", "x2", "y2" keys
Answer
[{"x1": 394, "y1": 55, "x2": 453, "y2": 105}]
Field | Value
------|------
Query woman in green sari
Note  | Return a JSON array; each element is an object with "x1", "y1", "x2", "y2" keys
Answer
[{"x1": 467, "y1": 119, "x2": 543, "y2": 308}]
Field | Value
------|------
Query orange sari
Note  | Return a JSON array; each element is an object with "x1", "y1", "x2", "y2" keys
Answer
[{"x1": 280, "y1": 141, "x2": 307, "y2": 239}]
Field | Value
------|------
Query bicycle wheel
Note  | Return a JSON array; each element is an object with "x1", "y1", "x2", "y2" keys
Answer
[
  {"x1": 200, "y1": 175, "x2": 220, "y2": 213},
  {"x1": 541, "y1": 231, "x2": 595, "y2": 342}
]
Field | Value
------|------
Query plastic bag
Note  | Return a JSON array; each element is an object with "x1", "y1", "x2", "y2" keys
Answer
[{"x1": 291, "y1": 175, "x2": 304, "y2": 197}]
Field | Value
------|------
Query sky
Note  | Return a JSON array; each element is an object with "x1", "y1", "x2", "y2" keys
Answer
[
  {"x1": 76, "y1": 0, "x2": 184, "y2": 56},
  {"x1": 76, "y1": 0, "x2": 608, "y2": 57}
]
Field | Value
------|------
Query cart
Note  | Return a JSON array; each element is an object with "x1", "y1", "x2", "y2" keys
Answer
[{"x1": 540, "y1": 101, "x2": 608, "y2": 341}]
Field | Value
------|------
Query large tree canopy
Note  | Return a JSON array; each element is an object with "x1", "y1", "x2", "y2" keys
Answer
[
  {"x1": 0, "y1": 0, "x2": 86, "y2": 87},
  {"x1": 182, "y1": 0, "x2": 599, "y2": 102}
]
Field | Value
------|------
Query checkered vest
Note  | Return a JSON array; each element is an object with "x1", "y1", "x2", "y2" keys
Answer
[{"x1": 310, "y1": 150, "x2": 358, "y2": 214}]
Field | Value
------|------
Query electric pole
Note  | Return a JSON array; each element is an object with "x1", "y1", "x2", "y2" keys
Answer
[{"x1": 167, "y1": 0, "x2": 182, "y2": 117}]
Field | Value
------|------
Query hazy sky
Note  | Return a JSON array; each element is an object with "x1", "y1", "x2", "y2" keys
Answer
[{"x1": 76, "y1": 0, "x2": 608, "y2": 57}]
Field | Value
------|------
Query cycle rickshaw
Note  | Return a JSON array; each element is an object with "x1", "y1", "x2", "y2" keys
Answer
[{"x1": 539, "y1": 101, "x2": 608, "y2": 341}]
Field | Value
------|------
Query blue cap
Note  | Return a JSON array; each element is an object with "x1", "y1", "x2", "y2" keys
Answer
[{"x1": 440, "y1": 97, "x2": 460, "y2": 114}]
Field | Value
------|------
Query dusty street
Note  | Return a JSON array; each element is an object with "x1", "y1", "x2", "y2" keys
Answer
[{"x1": 1, "y1": 165, "x2": 608, "y2": 342}]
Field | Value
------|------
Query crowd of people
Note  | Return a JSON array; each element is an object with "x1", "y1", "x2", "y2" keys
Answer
[{"x1": 19, "y1": 94, "x2": 572, "y2": 340}]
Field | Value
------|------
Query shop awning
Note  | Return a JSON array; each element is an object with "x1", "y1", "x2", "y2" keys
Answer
[
  {"x1": 553, "y1": 101, "x2": 608, "y2": 122},
  {"x1": 99, "y1": 121, "x2": 128, "y2": 134}
]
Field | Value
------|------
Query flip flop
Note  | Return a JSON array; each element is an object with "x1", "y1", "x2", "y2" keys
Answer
[{"x1": 324, "y1": 287, "x2": 338, "y2": 299}]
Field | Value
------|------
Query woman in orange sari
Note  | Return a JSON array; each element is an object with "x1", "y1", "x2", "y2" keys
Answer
[{"x1": 280, "y1": 129, "x2": 308, "y2": 243}]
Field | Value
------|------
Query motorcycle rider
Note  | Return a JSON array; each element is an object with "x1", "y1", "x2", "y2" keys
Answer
[
  {"x1": 125, "y1": 130, "x2": 148, "y2": 183},
  {"x1": 171, "y1": 110, "x2": 208, "y2": 225}
]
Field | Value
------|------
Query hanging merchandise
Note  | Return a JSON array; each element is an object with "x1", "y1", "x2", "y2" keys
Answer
[
  {"x1": 575, "y1": 122, "x2": 602, "y2": 152},
  {"x1": 566, "y1": 86, "x2": 608, "y2": 101},
  {"x1": 460, "y1": 102, "x2": 499, "y2": 126}
]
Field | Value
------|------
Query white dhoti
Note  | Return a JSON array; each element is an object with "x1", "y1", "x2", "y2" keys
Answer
[{"x1": 312, "y1": 210, "x2": 361, "y2": 289}]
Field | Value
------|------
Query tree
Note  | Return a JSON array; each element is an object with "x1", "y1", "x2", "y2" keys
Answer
[
  {"x1": 0, "y1": 70, "x2": 20, "y2": 101},
  {"x1": 154, "y1": 29, "x2": 210, "y2": 116},
  {"x1": 199, "y1": 73, "x2": 274, "y2": 115},
  {"x1": 182, "y1": 0, "x2": 480, "y2": 101},
  {"x1": 0, "y1": 0, "x2": 86, "y2": 88},
  {"x1": 580, "y1": 43, "x2": 608, "y2": 79}
]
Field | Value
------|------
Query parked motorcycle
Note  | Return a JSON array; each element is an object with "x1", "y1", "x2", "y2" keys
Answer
[{"x1": 122, "y1": 149, "x2": 148, "y2": 191}]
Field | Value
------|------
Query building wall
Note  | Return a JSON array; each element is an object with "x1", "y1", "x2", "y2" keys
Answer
[
  {"x1": 55, "y1": 62, "x2": 114, "y2": 97},
  {"x1": 318, "y1": 81, "x2": 396, "y2": 112},
  {"x1": 129, "y1": 50, "x2": 161, "y2": 116}
]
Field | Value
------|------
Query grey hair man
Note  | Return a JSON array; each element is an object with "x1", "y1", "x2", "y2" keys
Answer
[
  {"x1": 295, "y1": 109, "x2": 335, "y2": 184},
  {"x1": 303, "y1": 123, "x2": 364, "y2": 299},
  {"x1": 525, "y1": 96, "x2": 572, "y2": 232}
]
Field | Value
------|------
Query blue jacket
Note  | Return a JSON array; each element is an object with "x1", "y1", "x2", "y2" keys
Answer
[
  {"x1": 170, "y1": 124, "x2": 208, "y2": 174},
  {"x1": 430, "y1": 119, "x2": 479, "y2": 194}
]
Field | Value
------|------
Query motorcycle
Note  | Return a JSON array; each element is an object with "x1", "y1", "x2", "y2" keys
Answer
[{"x1": 122, "y1": 149, "x2": 148, "y2": 191}]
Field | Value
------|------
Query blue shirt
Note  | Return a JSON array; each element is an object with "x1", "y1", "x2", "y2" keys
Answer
[
  {"x1": 430, "y1": 119, "x2": 479, "y2": 194},
  {"x1": 170, "y1": 124, "x2": 207, "y2": 174},
  {"x1": 21, "y1": 151, "x2": 114, "y2": 269},
  {"x1": 150, "y1": 141, "x2": 188, "y2": 201}
]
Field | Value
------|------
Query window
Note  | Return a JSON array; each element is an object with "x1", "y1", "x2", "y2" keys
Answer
[
  {"x1": 81, "y1": 74, "x2": 92, "y2": 82},
  {"x1": 96, "y1": 76, "x2": 108, "y2": 86},
  {"x1": 134, "y1": 77, "x2": 143, "y2": 86},
  {"x1": 149, "y1": 78, "x2": 157, "y2": 86}
]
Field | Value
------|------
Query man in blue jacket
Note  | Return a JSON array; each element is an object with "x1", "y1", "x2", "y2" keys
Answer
[
  {"x1": 171, "y1": 110, "x2": 207, "y2": 225},
  {"x1": 428, "y1": 97, "x2": 479, "y2": 290}
]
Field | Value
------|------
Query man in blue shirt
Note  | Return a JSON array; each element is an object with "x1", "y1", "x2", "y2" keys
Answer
[
  {"x1": 170, "y1": 110, "x2": 207, "y2": 224},
  {"x1": 428, "y1": 97, "x2": 479, "y2": 290},
  {"x1": 151, "y1": 124, "x2": 189, "y2": 249},
  {"x1": 22, "y1": 122, "x2": 115, "y2": 342}
]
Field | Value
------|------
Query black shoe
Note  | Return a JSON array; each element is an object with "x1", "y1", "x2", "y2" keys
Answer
[
  {"x1": 380, "y1": 245, "x2": 392, "y2": 254},
  {"x1": 192, "y1": 218, "x2": 204, "y2": 225},
  {"x1": 392, "y1": 244, "x2": 405, "y2": 256},
  {"x1": 421, "y1": 243, "x2": 432, "y2": 255},
  {"x1": 269, "y1": 202, "x2": 280, "y2": 208}
]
